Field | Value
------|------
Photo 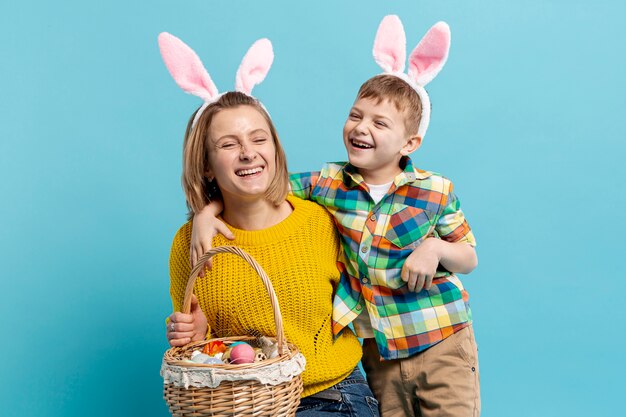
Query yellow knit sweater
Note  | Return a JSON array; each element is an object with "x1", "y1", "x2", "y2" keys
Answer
[{"x1": 169, "y1": 196, "x2": 362, "y2": 397}]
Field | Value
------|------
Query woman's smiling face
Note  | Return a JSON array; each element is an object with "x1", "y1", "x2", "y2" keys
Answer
[{"x1": 206, "y1": 105, "x2": 277, "y2": 205}]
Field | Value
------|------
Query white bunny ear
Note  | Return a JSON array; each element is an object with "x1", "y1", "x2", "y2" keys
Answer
[
  {"x1": 235, "y1": 38, "x2": 274, "y2": 96},
  {"x1": 158, "y1": 32, "x2": 219, "y2": 102},
  {"x1": 408, "y1": 21, "x2": 451, "y2": 86},
  {"x1": 373, "y1": 15, "x2": 406, "y2": 73}
]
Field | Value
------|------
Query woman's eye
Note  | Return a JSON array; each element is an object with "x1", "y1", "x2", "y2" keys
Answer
[
  {"x1": 253, "y1": 137, "x2": 268, "y2": 144},
  {"x1": 219, "y1": 142, "x2": 237, "y2": 149}
]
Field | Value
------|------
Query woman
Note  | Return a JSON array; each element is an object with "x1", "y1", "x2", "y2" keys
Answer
[{"x1": 165, "y1": 92, "x2": 379, "y2": 416}]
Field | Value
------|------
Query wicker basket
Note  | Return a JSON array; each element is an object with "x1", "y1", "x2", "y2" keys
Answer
[{"x1": 162, "y1": 246, "x2": 305, "y2": 416}]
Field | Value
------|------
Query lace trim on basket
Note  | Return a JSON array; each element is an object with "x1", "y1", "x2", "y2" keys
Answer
[{"x1": 161, "y1": 353, "x2": 306, "y2": 389}]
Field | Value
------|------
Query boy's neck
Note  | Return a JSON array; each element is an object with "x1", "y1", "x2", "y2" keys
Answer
[{"x1": 358, "y1": 165, "x2": 403, "y2": 185}]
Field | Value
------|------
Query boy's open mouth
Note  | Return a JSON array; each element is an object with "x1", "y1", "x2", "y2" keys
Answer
[
  {"x1": 351, "y1": 138, "x2": 374, "y2": 149},
  {"x1": 235, "y1": 166, "x2": 263, "y2": 177}
]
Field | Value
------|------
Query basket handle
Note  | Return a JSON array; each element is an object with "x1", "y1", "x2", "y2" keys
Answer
[{"x1": 182, "y1": 246, "x2": 286, "y2": 355}]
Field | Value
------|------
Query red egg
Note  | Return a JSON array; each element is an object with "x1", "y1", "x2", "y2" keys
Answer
[{"x1": 229, "y1": 343, "x2": 255, "y2": 364}]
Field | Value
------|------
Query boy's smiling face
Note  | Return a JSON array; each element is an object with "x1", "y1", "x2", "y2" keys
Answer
[{"x1": 343, "y1": 97, "x2": 421, "y2": 184}]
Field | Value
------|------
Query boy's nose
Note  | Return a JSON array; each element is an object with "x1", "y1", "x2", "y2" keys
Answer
[{"x1": 354, "y1": 121, "x2": 368, "y2": 135}]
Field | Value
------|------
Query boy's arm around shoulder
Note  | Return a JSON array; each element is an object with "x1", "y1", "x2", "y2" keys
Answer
[
  {"x1": 290, "y1": 162, "x2": 347, "y2": 201},
  {"x1": 190, "y1": 200, "x2": 234, "y2": 268},
  {"x1": 289, "y1": 170, "x2": 321, "y2": 200}
]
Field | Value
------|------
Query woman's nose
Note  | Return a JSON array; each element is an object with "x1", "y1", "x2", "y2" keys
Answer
[{"x1": 239, "y1": 144, "x2": 257, "y2": 160}]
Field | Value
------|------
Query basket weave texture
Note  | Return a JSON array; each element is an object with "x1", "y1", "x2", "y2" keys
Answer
[{"x1": 162, "y1": 246, "x2": 304, "y2": 416}]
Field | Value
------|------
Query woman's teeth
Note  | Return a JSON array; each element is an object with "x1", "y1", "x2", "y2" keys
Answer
[{"x1": 236, "y1": 167, "x2": 263, "y2": 177}]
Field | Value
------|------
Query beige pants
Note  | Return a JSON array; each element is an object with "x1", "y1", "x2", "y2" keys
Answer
[{"x1": 362, "y1": 326, "x2": 481, "y2": 417}]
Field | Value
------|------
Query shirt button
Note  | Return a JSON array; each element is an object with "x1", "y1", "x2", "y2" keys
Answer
[
  {"x1": 356, "y1": 304, "x2": 362, "y2": 311},
  {"x1": 361, "y1": 277, "x2": 369, "y2": 284},
  {"x1": 361, "y1": 246, "x2": 369, "y2": 253},
  {"x1": 369, "y1": 214, "x2": 376, "y2": 222}
]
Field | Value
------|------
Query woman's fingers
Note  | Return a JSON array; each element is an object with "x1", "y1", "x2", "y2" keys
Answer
[
  {"x1": 168, "y1": 336, "x2": 191, "y2": 347},
  {"x1": 170, "y1": 321, "x2": 196, "y2": 333},
  {"x1": 167, "y1": 315, "x2": 196, "y2": 347},
  {"x1": 423, "y1": 274, "x2": 434, "y2": 291},
  {"x1": 170, "y1": 312, "x2": 195, "y2": 323},
  {"x1": 407, "y1": 271, "x2": 417, "y2": 292},
  {"x1": 414, "y1": 274, "x2": 426, "y2": 293}
]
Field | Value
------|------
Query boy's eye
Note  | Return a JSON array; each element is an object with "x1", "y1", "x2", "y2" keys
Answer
[
  {"x1": 349, "y1": 113, "x2": 361, "y2": 120},
  {"x1": 375, "y1": 121, "x2": 388, "y2": 127}
]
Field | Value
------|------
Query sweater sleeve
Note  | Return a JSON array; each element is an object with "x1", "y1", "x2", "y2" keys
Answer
[{"x1": 168, "y1": 222, "x2": 193, "y2": 313}]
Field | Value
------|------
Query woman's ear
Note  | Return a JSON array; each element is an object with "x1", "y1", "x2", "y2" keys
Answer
[{"x1": 401, "y1": 135, "x2": 422, "y2": 155}]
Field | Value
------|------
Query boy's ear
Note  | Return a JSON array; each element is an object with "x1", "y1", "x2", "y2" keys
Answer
[{"x1": 401, "y1": 135, "x2": 422, "y2": 155}]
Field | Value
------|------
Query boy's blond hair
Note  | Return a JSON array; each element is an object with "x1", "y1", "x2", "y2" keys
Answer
[
  {"x1": 357, "y1": 74, "x2": 423, "y2": 136},
  {"x1": 182, "y1": 92, "x2": 289, "y2": 219}
]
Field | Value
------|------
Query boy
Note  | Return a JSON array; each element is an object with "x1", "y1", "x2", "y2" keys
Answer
[{"x1": 192, "y1": 16, "x2": 480, "y2": 417}]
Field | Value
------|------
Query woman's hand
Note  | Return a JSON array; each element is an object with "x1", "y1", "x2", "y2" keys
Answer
[
  {"x1": 190, "y1": 202, "x2": 234, "y2": 268},
  {"x1": 166, "y1": 295, "x2": 208, "y2": 347},
  {"x1": 401, "y1": 238, "x2": 478, "y2": 293},
  {"x1": 401, "y1": 238, "x2": 441, "y2": 292}
]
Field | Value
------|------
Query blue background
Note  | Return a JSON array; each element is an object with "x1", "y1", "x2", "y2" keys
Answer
[{"x1": 1, "y1": 0, "x2": 624, "y2": 415}]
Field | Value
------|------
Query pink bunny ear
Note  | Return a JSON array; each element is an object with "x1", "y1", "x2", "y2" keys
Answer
[
  {"x1": 373, "y1": 15, "x2": 407, "y2": 73},
  {"x1": 158, "y1": 32, "x2": 219, "y2": 102},
  {"x1": 235, "y1": 38, "x2": 274, "y2": 95},
  {"x1": 408, "y1": 21, "x2": 451, "y2": 86}
]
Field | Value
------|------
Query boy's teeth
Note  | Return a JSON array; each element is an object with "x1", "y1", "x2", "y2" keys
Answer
[
  {"x1": 236, "y1": 167, "x2": 263, "y2": 176},
  {"x1": 351, "y1": 139, "x2": 373, "y2": 149}
]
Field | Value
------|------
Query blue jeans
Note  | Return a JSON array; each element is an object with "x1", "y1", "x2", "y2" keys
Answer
[{"x1": 296, "y1": 368, "x2": 380, "y2": 416}]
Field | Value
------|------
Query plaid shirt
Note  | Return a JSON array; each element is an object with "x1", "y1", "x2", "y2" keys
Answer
[{"x1": 290, "y1": 157, "x2": 476, "y2": 360}]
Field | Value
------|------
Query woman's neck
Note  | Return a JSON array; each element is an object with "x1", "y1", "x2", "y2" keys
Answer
[{"x1": 221, "y1": 198, "x2": 292, "y2": 231}]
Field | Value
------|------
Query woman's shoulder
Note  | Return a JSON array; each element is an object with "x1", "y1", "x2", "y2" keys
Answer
[
  {"x1": 171, "y1": 221, "x2": 193, "y2": 251},
  {"x1": 287, "y1": 196, "x2": 336, "y2": 233},
  {"x1": 288, "y1": 196, "x2": 333, "y2": 220}
]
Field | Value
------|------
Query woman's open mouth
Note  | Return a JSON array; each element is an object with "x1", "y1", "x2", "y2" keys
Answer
[{"x1": 235, "y1": 166, "x2": 264, "y2": 177}]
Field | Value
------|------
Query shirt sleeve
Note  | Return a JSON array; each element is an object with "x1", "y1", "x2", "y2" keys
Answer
[
  {"x1": 435, "y1": 181, "x2": 476, "y2": 246},
  {"x1": 289, "y1": 171, "x2": 321, "y2": 200}
]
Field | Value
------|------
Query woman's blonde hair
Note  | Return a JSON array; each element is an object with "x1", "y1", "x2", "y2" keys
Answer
[{"x1": 181, "y1": 92, "x2": 289, "y2": 219}]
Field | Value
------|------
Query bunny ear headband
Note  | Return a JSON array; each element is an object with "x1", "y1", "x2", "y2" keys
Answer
[
  {"x1": 158, "y1": 32, "x2": 274, "y2": 128},
  {"x1": 373, "y1": 15, "x2": 451, "y2": 139}
]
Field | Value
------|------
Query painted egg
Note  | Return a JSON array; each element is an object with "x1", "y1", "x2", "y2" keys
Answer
[
  {"x1": 229, "y1": 343, "x2": 255, "y2": 364},
  {"x1": 203, "y1": 356, "x2": 224, "y2": 365},
  {"x1": 190, "y1": 352, "x2": 211, "y2": 364}
]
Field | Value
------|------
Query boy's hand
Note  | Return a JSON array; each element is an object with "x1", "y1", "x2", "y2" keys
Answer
[
  {"x1": 166, "y1": 295, "x2": 208, "y2": 347},
  {"x1": 190, "y1": 203, "x2": 234, "y2": 269},
  {"x1": 401, "y1": 238, "x2": 441, "y2": 292}
]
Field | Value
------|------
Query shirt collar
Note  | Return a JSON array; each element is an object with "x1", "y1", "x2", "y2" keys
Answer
[{"x1": 342, "y1": 156, "x2": 432, "y2": 189}]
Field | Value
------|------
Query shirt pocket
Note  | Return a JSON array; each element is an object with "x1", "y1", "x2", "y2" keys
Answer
[{"x1": 383, "y1": 204, "x2": 437, "y2": 250}]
